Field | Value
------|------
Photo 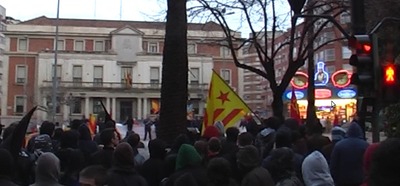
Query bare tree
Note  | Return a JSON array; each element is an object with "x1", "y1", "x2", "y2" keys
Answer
[
  {"x1": 190, "y1": 0, "x2": 349, "y2": 121},
  {"x1": 157, "y1": 0, "x2": 189, "y2": 145}
]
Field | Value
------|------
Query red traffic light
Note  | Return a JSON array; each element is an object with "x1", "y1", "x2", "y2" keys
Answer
[
  {"x1": 362, "y1": 43, "x2": 372, "y2": 54},
  {"x1": 384, "y1": 65, "x2": 396, "y2": 85}
]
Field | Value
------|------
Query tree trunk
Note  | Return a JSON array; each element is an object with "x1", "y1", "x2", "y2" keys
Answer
[
  {"x1": 157, "y1": 0, "x2": 188, "y2": 145},
  {"x1": 271, "y1": 90, "x2": 284, "y2": 122},
  {"x1": 306, "y1": 0, "x2": 317, "y2": 129}
]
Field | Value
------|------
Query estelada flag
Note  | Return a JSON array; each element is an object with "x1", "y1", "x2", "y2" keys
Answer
[
  {"x1": 202, "y1": 70, "x2": 251, "y2": 133},
  {"x1": 88, "y1": 113, "x2": 97, "y2": 135},
  {"x1": 290, "y1": 87, "x2": 301, "y2": 125}
]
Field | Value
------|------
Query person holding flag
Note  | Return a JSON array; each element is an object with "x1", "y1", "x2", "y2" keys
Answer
[{"x1": 290, "y1": 87, "x2": 301, "y2": 125}]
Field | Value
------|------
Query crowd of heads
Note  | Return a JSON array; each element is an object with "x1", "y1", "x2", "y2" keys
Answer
[{"x1": 0, "y1": 114, "x2": 398, "y2": 186}]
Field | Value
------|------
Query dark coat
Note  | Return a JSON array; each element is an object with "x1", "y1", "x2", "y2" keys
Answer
[
  {"x1": 166, "y1": 166, "x2": 208, "y2": 186},
  {"x1": 91, "y1": 147, "x2": 114, "y2": 169},
  {"x1": 241, "y1": 167, "x2": 274, "y2": 186},
  {"x1": 330, "y1": 123, "x2": 369, "y2": 185},
  {"x1": 108, "y1": 168, "x2": 147, "y2": 186},
  {"x1": 78, "y1": 140, "x2": 98, "y2": 165},
  {"x1": 0, "y1": 179, "x2": 18, "y2": 186},
  {"x1": 140, "y1": 158, "x2": 166, "y2": 186}
]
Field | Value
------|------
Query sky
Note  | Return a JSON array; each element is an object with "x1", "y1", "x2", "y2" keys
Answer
[
  {"x1": 1, "y1": 0, "x2": 290, "y2": 36},
  {"x1": 1, "y1": 0, "x2": 166, "y2": 22}
]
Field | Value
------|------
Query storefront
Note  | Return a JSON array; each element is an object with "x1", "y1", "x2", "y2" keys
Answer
[{"x1": 285, "y1": 61, "x2": 357, "y2": 122}]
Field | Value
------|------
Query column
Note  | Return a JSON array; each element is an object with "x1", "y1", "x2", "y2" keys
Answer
[
  {"x1": 111, "y1": 97, "x2": 116, "y2": 121},
  {"x1": 106, "y1": 97, "x2": 111, "y2": 112},
  {"x1": 63, "y1": 104, "x2": 69, "y2": 121},
  {"x1": 85, "y1": 97, "x2": 90, "y2": 118},
  {"x1": 143, "y1": 98, "x2": 148, "y2": 118},
  {"x1": 137, "y1": 98, "x2": 142, "y2": 120}
]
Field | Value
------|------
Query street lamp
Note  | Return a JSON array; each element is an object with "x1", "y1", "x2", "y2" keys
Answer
[{"x1": 51, "y1": 0, "x2": 61, "y2": 122}]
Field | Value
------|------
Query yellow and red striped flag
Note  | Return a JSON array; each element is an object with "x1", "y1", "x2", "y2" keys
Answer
[
  {"x1": 202, "y1": 70, "x2": 251, "y2": 133},
  {"x1": 88, "y1": 113, "x2": 97, "y2": 135}
]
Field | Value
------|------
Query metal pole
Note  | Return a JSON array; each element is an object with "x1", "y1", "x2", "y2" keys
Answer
[{"x1": 52, "y1": 0, "x2": 60, "y2": 122}]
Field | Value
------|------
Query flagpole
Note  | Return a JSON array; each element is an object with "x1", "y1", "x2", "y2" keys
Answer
[{"x1": 211, "y1": 69, "x2": 262, "y2": 122}]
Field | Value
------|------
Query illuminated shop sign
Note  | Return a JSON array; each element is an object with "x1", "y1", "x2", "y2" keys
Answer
[
  {"x1": 337, "y1": 89, "x2": 357, "y2": 99},
  {"x1": 315, "y1": 62, "x2": 329, "y2": 86},
  {"x1": 290, "y1": 72, "x2": 309, "y2": 89},
  {"x1": 315, "y1": 89, "x2": 332, "y2": 99},
  {"x1": 332, "y1": 70, "x2": 352, "y2": 88},
  {"x1": 286, "y1": 91, "x2": 305, "y2": 99}
]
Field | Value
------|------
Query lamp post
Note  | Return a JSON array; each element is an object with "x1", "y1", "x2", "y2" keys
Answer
[{"x1": 51, "y1": 0, "x2": 60, "y2": 122}]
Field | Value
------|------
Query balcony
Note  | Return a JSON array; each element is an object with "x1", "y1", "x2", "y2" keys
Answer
[{"x1": 41, "y1": 80, "x2": 208, "y2": 92}]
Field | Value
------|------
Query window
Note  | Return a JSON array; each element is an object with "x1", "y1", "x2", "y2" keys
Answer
[
  {"x1": 72, "y1": 65, "x2": 82, "y2": 86},
  {"x1": 74, "y1": 40, "x2": 84, "y2": 51},
  {"x1": 243, "y1": 95, "x2": 250, "y2": 100},
  {"x1": 189, "y1": 68, "x2": 200, "y2": 84},
  {"x1": 15, "y1": 96, "x2": 25, "y2": 114},
  {"x1": 121, "y1": 67, "x2": 133, "y2": 83},
  {"x1": 16, "y1": 66, "x2": 27, "y2": 84},
  {"x1": 150, "y1": 67, "x2": 160, "y2": 84},
  {"x1": 94, "y1": 41, "x2": 104, "y2": 52},
  {"x1": 56, "y1": 40, "x2": 65, "y2": 50},
  {"x1": 52, "y1": 65, "x2": 62, "y2": 82},
  {"x1": 342, "y1": 64, "x2": 353, "y2": 72},
  {"x1": 324, "y1": 49, "x2": 335, "y2": 61},
  {"x1": 221, "y1": 47, "x2": 231, "y2": 58},
  {"x1": 220, "y1": 69, "x2": 231, "y2": 84},
  {"x1": 187, "y1": 44, "x2": 196, "y2": 54},
  {"x1": 340, "y1": 12, "x2": 351, "y2": 24},
  {"x1": 148, "y1": 42, "x2": 158, "y2": 53},
  {"x1": 93, "y1": 66, "x2": 103, "y2": 86},
  {"x1": 71, "y1": 98, "x2": 82, "y2": 114},
  {"x1": 324, "y1": 32, "x2": 335, "y2": 43},
  {"x1": 93, "y1": 98, "x2": 103, "y2": 114},
  {"x1": 327, "y1": 66, "x2": 336, "y2": 74},
  {"x1": 342, "y1": 46, "x2": 352, "y2": 59},
  {"x1": 18, "y1": 38, "x2": 27, "y2": 51}
]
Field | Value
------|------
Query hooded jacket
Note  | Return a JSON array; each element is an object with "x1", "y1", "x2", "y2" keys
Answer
[
  {"x1": 330, "y1": 123, "x2": 369, "y2": 185},
  {"x1": 302, "y1": 150, "x2": 334, "y2": 186},
  {"x1": 31, "y1": 152, "x2": 64, "y2": 186}
]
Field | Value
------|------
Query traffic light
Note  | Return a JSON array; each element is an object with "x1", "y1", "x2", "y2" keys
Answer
[
  {"x1": 348, "y1": 35, "x2": 375, "y2": 95},
  {"x1": 383, "y1": 65, "x2": 396, "y2": 85},
  {"x1": 381, "y1": 64, "x2": 400, "y2": 103}
]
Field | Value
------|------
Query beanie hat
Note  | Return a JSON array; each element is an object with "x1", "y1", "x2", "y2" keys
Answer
[
  {"x1": 175, "y1": 144, "x2": 202, "y2": 170},
  {"x1": 331, "y1": 126, "x2": 346, "y2": 142},
  {"x1": 34, "y1": 134, "x2": 53, "y2": 152},
  {"x1": 203, "y1": 126, "x2": 220, "y2": 139},
  {"x1": 237, "y1": 145, "x2": 260, "y2": 168}
]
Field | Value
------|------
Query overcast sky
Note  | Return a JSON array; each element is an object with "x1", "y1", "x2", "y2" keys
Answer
[{"x1": 1, "y1": 0, "x2": 166, "y2": 21}]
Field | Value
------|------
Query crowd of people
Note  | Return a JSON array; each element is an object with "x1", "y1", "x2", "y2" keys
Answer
[{"x1": 0, "y1": 112, "x2": 399, "y2": 186}]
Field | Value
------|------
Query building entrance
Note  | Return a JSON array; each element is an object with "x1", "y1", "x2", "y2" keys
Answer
[{"x1": 120, "y1": 101, "x2": 133, "y2": 123}]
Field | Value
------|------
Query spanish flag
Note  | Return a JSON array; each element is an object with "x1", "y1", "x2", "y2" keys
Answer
[
  {"x1": 202, "y1": 70, "x2": 251, "y2": 133},
  {"x1": 88, "y1": 113, "x2": 96, "y2": 135},
  {"x1": 151, "y1": 99, "x2": 160, "y2": 114},
  {"x1": 290, "y1": 87, "x2": 301, "y2": 125}
]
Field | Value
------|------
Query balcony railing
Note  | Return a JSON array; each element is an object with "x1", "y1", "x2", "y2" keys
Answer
[{"x1": 41, "y1": 80, "x2": 209, "y2": 91}]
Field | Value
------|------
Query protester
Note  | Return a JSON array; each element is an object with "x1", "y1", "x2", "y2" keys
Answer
[
  {"x1": 302, "y1": 150, "x2": 334, "y2": 186},
  {"x1": 236, "y1": 145, "x2": 274, "y2": 186},
  {"x1": 369, "y1": 138, "x2": 400, "y2": 186},
  {"x1": 330, "y1": 122, "x2": 369, "y2": 186},
  {"x1": 143, "y1": 116, "x2": 153, "y2": 141},
  {"x1": 321, "y1": 126, "x2": 346, "y2": 164},
  {"x1": 107, "y1": 142, "x2": 147, "y2": 186},
  {"x1": 361, "y1": 143, "x2": 380, "y2": 186},
  {"x1": 220, "y1": 127, "x2": 239, "y2": 155},
  {"x1": 126, "y1": 133, "x2": 146, "y2": 169},
  {"x1": 207, "y1": 157, "x2": 238, "y2": 186},
  {"x1": 0, "y1": 149, "x2": 18, "y2": 186},
  {"x1": 31, "y1": 152, "x2": 64, "y2": 186},
  {"x1": 140, "y1": 139, "x2": 167, "y2": 186},
  {"x1": 91, "y1": 128, "x2": 119, "y2": 169},
  {"x1": 78, "y1": 124, "x2": 98, "y2": 165}
]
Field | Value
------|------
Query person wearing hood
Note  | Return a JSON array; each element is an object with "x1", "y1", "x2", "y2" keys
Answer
[
  {"x1": 330, "y1": 122, "x2": 369, "y2": 186},
  {"x1": 166, "y1": 144, "x2": 208, "y2": 186},
  {"x1": 31, "y1": 152, "x2": 64, "y2": 186},
  {"x1": 140, "y1": 139, "x2": 167, "y2": 186},
  {"x1": 302, "y1": 150, "x2": 334, "y2": 186},
  {"x1": 0, "y1": 149, "x2": 18, "y2": 186},
  {"x1": 78, "y1": 124, "x2": 98, "y2": 166},
  {"x1": 321, "y1": 126, "x2": 346, "y2": 165},
  {"x1": 107, "y1": 142, "x2": 147, "y2": 186}
]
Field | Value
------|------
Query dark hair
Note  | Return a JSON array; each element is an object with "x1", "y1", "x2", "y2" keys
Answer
[
  {"x1": 126, "y1": 133, "x2": 140, "y2": 149},
  {"x1": 60, "y1": 130, "x2": 79, "y2": 149},
  {"x1": 263, "y1": 117, "x2": 281, "y2": 130},
  {"x1": 208, "y1": 137, "x2": 221, "y2": 153},
  {"x1": 53, "y1": 128, "x2": 64, "y2": 141},
  {"x1": 225, "y1": 127, "x2": 239, "y2": 143},
  {"x1": 148, "y1": 139, "x2": 167, "y2": 159},
  {"x1": 275, "y1": 127, "x2": 292, "y2": 148},
  {"x1": 78, "y1": 124, "x2": 92, "y2": 141},
  {"x1": 79, "y1": 165, "x2": 108, "y2": 186},
  {"x1": 70, "y1": 119, "x2": 84, "y2": 130},
  {"x1": 40, "y1": 121, "x2": 55, "y2": 136},
  {"x1": 266, "y1": 147, "x2": 295, "y2": 183},
  {"x1": 283, "y1": 118, "x2": 300, "y2": 131},
  {"x1": 369, "y1": 138, "x2": 400, "y2": 186},
  {"x1": 207, "y1": 158, "x2": 234, "y2": 186},
  {"x1": 100, "y1": 128, "x2": 116, "y2": 146},
  {"x1": 238, "y1": 132, "x2": 253, "y2": 146}
]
